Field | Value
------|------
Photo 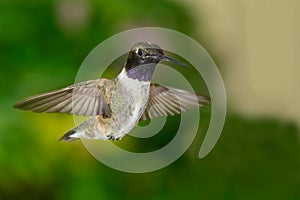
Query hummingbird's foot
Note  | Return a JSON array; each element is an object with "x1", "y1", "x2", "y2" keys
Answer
[{"x1": 107, "y1": 135, "x2": 122, "y2": 141}]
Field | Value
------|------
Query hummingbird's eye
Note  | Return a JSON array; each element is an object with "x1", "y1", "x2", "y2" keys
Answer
[{"x1": 137, "y1": 48, "x2": 143, "y2": 56}]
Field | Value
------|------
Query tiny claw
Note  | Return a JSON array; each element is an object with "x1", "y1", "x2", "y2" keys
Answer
[{"x1": 106, "y1": 134, "x2": 122, "y2": 141}]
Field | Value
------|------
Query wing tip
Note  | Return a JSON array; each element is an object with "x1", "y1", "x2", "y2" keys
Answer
[
  {"x1": 196, "y1": 93, "x2": 211, "y2": 106},
  {"x1": 13, "y1": 100, "x2": 26, "y2": 110},
  {"x1": 13, "y1": 103, "x2": 19, "y2": 109}
]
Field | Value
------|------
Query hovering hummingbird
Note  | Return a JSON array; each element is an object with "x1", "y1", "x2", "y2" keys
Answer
[{"x1": 14, "y1": 42, "x2": 210, "y2": 142}]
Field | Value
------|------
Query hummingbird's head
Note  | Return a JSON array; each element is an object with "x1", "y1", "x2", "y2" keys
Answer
[{"x1": 125, "y1": 42, "x2": 188, "y2": 81}]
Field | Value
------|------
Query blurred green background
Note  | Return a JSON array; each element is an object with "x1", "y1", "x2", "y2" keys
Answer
[{"x1": 1, "y1": 0, "x2": 300, "y2": 199}]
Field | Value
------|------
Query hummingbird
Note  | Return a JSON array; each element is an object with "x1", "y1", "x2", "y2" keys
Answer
[{"x1": 14, "y1": 42, "x2": 210, "y2": 142}]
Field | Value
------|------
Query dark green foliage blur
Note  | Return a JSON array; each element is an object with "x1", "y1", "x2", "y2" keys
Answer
[{"x1": 1, "y1": 0, "x2": 300, "y2": 199}]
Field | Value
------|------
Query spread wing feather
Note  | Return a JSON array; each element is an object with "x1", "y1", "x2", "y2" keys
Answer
[
  {"x1": 140, "y1": 83, "x2": 210, "y2": 120},
  {"x1": 13, "y1": 79, "x2": 111, "y2": 117}
]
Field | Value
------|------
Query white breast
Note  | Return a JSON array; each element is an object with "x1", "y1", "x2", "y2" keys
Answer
[{"x1": 111, "y1": 69, "x2": 150, "y2": 134}]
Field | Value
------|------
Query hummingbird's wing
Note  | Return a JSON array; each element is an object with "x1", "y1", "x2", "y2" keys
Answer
[
  {"x1": 13, "y1": 79, "x2": 111, "y2": 117},
  {"x1": 140, "y1": 83, "x2": 210, "y2": 120}
]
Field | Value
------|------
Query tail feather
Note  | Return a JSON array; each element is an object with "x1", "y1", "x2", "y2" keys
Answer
[
  {"x1": 58, "y1": 129, "x2": 79, "y2": 142},
  {"x1": 58, "y1": 118, "x2": 105, "y2": 142}
]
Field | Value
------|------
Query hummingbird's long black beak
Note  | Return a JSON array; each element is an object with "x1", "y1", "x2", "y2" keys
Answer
[{"x1": 162, "y1": 55, "x2": 189, "y2": 68}]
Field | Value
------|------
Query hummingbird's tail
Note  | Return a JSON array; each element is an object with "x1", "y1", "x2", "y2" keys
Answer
[
  {"x1": 58, "y1": 117, "x2": 109, "y2": 142},
  {"x1": 58, "y1": 118, "x2": 94, "y2": 142},
  {"x1": 58, "y1": 129, "x2": 78, "y2": 142}
]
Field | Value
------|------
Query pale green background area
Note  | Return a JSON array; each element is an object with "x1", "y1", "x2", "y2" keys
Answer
[{"x1": 1, "y1": 0, "x2": 300, "y2": 199}]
